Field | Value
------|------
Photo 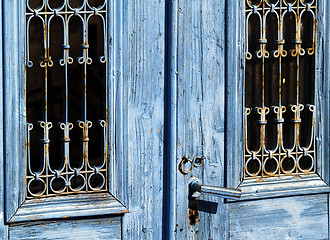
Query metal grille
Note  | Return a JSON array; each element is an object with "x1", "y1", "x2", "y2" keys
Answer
[
  {"x1": 244, "y1": 0, "x2": 317, "y2": 178},
  {"x1": 26, "y1": 0, "x2": 108, "y2": 198}
]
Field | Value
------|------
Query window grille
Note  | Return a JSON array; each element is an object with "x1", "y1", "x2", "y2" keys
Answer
[
  {"x1": 26, "y1": 0, "x2": 108, "y2": 198},
  {"x1": 244, "y1": 0, "x2": 317, "y2": 178}
]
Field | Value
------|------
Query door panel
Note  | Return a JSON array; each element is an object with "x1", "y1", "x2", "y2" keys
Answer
[
  {"x1": 229, "y1": 194, "x2": 328, "y2": 239},
  {"x1": 2, "y1": 0, "x2": 165, "y2": 239},
  {"x1": 175, "y1": 0, "x2": 228, "y2": 238},
  {"x1": 1, "y1": 0, "x2": 329, "y2": 239},
  {"x1": 171, "y1": 0, "x2": 330, "y2": 239},
  {"x1": 9, "y1": 217, "x2": 121, "y2": 240},
  {"x1": 119, "y1": 0, "x2": 165, "y2": 238}
]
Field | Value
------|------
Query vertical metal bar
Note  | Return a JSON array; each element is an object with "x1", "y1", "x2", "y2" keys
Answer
[
  {"x1": 83, "y1": 1, "x2": 89, "y2": 191},
  {"x1": 278, "y1": 0, "x2": 283, "y2": 175},
  {"x1": 261, "y1": 1, "x2": 265, "y2": 177},
  {"x1": 163, "y1": 0, "x2": 177, "y2": 238},
  {"x1": 43, "y1": 6, "x2": 49, "y2": 195},
  {"x1": 63, "y1": 1, "x2": 70, "y2": 192}
]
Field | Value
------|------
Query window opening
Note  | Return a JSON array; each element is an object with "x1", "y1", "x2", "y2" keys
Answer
[
  {"x1": 244, "y1": 0, "x2": 316, "y2": 178},
  {"x1": 26, "y1": 0, "x2": 108, "y2": 198}
]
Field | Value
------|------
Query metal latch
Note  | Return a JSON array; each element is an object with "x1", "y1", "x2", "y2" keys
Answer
[{"x1": 189, "y1": 177, "x2": 241, "y2": 200}]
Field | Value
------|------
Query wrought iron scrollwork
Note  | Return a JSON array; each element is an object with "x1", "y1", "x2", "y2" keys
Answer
[
  {"x1": 244, "y1": 0, "x2": 317, "y2": 178},
  {"x1": 26, "y1": 0, "x2": 108, "y2": 198}
]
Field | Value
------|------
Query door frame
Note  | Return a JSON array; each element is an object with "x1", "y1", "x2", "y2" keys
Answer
[
  {"x1": 225, "y1": 0, "x2": 330, "y2": 201},
  {"x1": 2, "y1": 0, "x2": 127, "y2": 227}
]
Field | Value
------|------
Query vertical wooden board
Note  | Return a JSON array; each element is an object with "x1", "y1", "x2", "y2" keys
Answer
[
  {"x1": 0, "y1": 0, "x2": 8, "y2": 236},
  {"x1": 3, "y1": 0, "x2": 26, "y2": 222},
  {"x1": 224, "y1": 0, "x2": 245, "y2": 189},
  {"x1": 323, "y1": 2, "x2": 330, "y2": 238},
  {"x1": 229, "y1": 194, "x2": 329, "y2": 240},
  {"x1": 325, "y1": 3, "x2": 330, "y2": 238},
  {"x1": 176, "y1": 0, "x2": 227, "y2": 239},
  {"x1": 315, "y1": 0, "x2": 330, "y2": 184},
  {"x1": 119, "y1": 0, "x2": 165, "y2": 239},
  {"x1": 9, "y1": 217, "x2": 121, "y2": 239}
]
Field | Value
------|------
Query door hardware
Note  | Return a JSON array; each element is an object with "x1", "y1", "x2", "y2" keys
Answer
[
  {"x1": 193, "y1": 156, "x2": 205, "y2": 167},
  {"x1": 189, "y1": 177, "x2": 241, "y2": 200},
  {"x1": 178, "y1": 157, "x2": 193, "y2": 174},
  {"x1": 179, "y1": 156, "x2": 205, "y2": 175}
]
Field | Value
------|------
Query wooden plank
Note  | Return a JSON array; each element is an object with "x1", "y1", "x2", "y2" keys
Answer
[
  {"x1": 234, "y1": 174, "x2": 330, "y2": 201},
  {"x1": 175, "y1": 0, "x2": 228, "y2": 238},
  {"x1": 9, "y1": 217, "x2": 121, "y2": 240},
  {"x1": 323, "y1": 2, "x2": 330, "y2": 239},
  {"x1": 229, "y1": 194, "x2": 329, "y2": 240},
  {"x1": 225, "y1": 0, "x2": 245, "y2": 190},
  {"x1": 9, "y1": 194, "x2": 127, "y2": 223},
  {"x1": 116, "y1": 0, "x2": 165, "y2": 239},
  {"x1": 0, "y1": 0, "x2": 8, "y2": 236},
  {"x1": 3, "y1": 0, "x2": 26, "y2": 222},
  {"x1": 316, "y1": 0, "x2": 330, "y2": 185}
]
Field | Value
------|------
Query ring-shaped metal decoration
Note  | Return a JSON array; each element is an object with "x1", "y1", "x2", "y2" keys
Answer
[
  {"x1": 297, "y1": 154, "x2": 314, "y2": 172},
  {"x1": 246, "y1": 0, "x2": 263, "y2": 8},
  {"x1": 245, "y1": 157, "x2": 262, "y2": 177},
  {"x1": 265, "y1": 0, "x2": 280, "y2": 7},
  {"x1": 193, "y1": 156, "x2": 205, "y2": 167},
  {"x1": 49, "y1": 176, "x2": 67, "y2": 194},
  {"x1": 178, "y1": 157, "x2": 193, "y2": 175},
  {"x1": 308, "y1": 104, "x2": 315, "y2": 112},
  {"x1": 67, "y1": 0, "x2": 86, "y2": 11},
  {"x1": 27, "y1": 0, "x2": 45, "y2": 12},
  {"x1": 27, "y1": 178, "x2": 47, "y2": 197},
  {"x1": 88, "y1": 173, "x2": 105, "y2": 191},
  {"x1": 283, "y1": 0, "x2": 298, "y2": 6},
  {"x1": 69, "y1": 174, "x2": 86, "y2": 192},
  {"x1": 263, "y1": 157, "x2": 279, "y2": 176},
  {"x1": 300, "y1": 0, "x2": 315, "y2": 6},
  {"x1": 46, "y1": 0, "x2": 66, "y2": 11},
  {"x1": 245, "y1": 52, "x2": 253, "y2": 60},
  {"x1": 280, "y1": 156, "x2": 296, "y2": 174},
  {"x1": 87, "y1": 0, "x2": 106, "y2": 10}
]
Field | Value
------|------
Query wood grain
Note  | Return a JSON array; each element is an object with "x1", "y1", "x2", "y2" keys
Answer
[
  {"x1": 9, "y1": 194, "x2": 127, "y2": 223},
  {"x1": 0, "y1": 0, "x2": 7, "y2": 236},
  {"x1": 175, "y1": 0, "x2": 228, "y2": 238},
  {"x1": 116, "y1": 0, "x2": 165, "y2": 239},
  {"x1": 9, "y1": 217, "x2": 121, "y2": 240},
  {"x1": 229, "y1": 194, "x2": 329, "y2": 240}
]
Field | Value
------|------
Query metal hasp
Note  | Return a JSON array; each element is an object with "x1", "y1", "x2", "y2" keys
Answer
[{"x1": 189, "y1": 178, "x2": 241, "y2": 200}]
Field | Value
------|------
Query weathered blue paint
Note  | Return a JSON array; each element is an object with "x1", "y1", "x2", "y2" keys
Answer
[
  {"x1": 0, "y1": 0, "x2": 329, "y2": 239},
  {"x1": 3, "y1": 0, "x2": 26, "y2": 223},
  {"x1": 9, "y1": 194, "x2": 127, "y2": 223},
  {"x1": 315, "y1": 0, "x2": 330, "y2": 185},
  {"x1": 3, "y1": 0, "x2": 128, "y2": 224},
  {"x1": 9, "y1": 217, "x2": 121, "y2": 239},
  {"x1": 225, "y1": 0, "x2": 330, "y2": 238},
  {"x1": 225, "y1": 0, "x2": 330, "y2": 202},
  {"x1": 236, "y1": 174, "x2": 330, "y2": 201},
  {"x1": 225, "y1": 0, "x2": 245, "y2": 190},
  {"x1": 0, "y1": 0, "x2": 7, "y2": 237},
  {"x1": 117, "y1": 0, "x2": 165, "y2": 239},
  {"x1": 175, "y1": 0, "x2": 228, "y2": 238},
  {"x1": 229, "y1": 194, "x2": 329, "y2": 239}
]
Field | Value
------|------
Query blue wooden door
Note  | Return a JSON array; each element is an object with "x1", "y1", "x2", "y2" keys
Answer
[
  {"x1": 1, "y1": 0, "x2": 165, "y2": 239},
  {"x1": 1, "y1": 0, "x2": 329, "y2": 239},
  {"x1": 164, "y1": 0, "x2": 330, "y2": 239}
]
